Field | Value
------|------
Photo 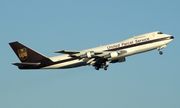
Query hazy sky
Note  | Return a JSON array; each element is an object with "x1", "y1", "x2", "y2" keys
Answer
[{"x1": 1, "y1": 0, "x2": 179, "y2": 108}]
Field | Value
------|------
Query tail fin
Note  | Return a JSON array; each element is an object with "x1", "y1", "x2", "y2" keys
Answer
[{"x1": 9, "y1": 41, "x2": 48, "y2": 63}]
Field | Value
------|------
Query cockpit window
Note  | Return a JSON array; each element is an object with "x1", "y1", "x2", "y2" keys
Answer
[{"x1": 157, "y1": 32, "x2": 163, "y2": 34}]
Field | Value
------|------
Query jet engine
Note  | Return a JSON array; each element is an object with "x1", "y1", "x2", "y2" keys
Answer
[
  {"x1": 104, "y1": 51, "x2": 119, "y2": 58},
  {"x1": 157, "y1": 45, "x2": 167, "y2": 50},
  {"x1": 80, "y1": 51, "x2": 95, "y2": 58}
]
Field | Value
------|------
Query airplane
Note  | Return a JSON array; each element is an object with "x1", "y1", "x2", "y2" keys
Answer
[{"x1": 9, "y1": 31, "x2": 174, "y2": 70}]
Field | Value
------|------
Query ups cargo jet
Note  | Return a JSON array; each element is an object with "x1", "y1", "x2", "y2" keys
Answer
[{"x1": 9, "y1": 31, "x2": 174, "y2": 70}]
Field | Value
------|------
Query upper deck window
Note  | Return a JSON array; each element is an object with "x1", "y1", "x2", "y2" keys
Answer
[{"x1": 157, "y1": 32, "x2": 163, "y2": 34}]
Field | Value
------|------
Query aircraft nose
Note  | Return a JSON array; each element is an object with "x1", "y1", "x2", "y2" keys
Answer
[{"x1": 170, "y1": 36, "x2": 174, "y2": 39}]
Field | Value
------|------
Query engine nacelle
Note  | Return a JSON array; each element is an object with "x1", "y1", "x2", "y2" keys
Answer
[
  {"x1": 157, "y1": 45, "x2": 167, "y2": 50},
  {"x1": 104, "y1": 51, "x2": 119, "y2": 58},
  {"x1": 110, "y1": 57, "x2": 126, "y2": 63},
  {"x1": 80, "y1": 51, "x2": 95, "y2": 58}
]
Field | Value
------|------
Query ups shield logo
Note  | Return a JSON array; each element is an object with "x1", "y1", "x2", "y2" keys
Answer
[{"x1": 17, "y1": 48, "x2": 28, "y2": 60}]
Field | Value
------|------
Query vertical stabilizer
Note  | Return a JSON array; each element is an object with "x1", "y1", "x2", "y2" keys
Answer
[{"x1": 9, "y1": 41, "x2": 48, "y2": 63}]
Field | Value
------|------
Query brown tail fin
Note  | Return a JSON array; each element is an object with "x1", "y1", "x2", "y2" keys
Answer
[{"x1": 9, "y1": 41, "x2": 48, "y2": 63}]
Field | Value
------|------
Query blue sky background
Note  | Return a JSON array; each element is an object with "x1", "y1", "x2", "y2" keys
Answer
[{"x1": 0, "y1": 0, "x2": 179, "y2": 108}]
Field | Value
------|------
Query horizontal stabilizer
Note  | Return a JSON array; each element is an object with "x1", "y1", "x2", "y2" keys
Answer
[{"x1": 12, "y1": 62, "x2": 40, "y2": 67}]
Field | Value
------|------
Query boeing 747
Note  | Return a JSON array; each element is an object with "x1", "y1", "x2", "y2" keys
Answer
[{"x1": 9, "y1": 31, "x2": 174, "y2": 70}]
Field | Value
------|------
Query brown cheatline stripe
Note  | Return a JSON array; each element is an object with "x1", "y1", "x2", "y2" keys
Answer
[{"x1": 106, "y1": 37, "x2": 171, "y2": 51}]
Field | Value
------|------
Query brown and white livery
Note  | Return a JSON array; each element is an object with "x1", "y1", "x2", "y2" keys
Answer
[{"x1": 9, "y1": 31, "x2": 174, "y2": 70}]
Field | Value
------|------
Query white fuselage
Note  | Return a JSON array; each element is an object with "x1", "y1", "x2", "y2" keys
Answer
[{"x1": 42, "y1": 31, "x2": 173, "y2": 69}]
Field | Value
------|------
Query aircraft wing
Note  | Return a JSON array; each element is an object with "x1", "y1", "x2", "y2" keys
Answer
[
  {"x1": 54, "y1": 50, "x2": 127, "y2": 58},
  {"x1": 54, "y1": 50, "x2": 80, "y2": 54},
  {"x1": 12, "y1": 62, "x2": 40, "y2": 67}
]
